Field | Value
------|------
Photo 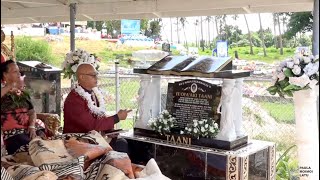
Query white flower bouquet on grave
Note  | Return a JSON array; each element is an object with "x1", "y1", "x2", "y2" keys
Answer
[
  {"x1": 148, "y1": 110, "x2": 176, "y2": 135},
  {"x1": 181, "y1": 118, "x2": 219, "y2": 139},
  {"x1": 267, "y1": 54, "x2": 319, "y2": 97},
  {"x1": 62, "y1": 49, "x2": 101, "y2": 79}
]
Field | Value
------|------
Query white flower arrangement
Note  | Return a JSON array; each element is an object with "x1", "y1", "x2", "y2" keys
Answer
[
  {"x1": 268, "y1": 54, "x2": 319, "y2": 97},
  {"x1": 62, "y1": 49, "x2": 100, "y2": 79},
  {"x1": 148, "y1": 110, "x2": 176, "y2": 135},
  {"x1": 181, "y1": 118, "x2": 219, "y2": 139}
]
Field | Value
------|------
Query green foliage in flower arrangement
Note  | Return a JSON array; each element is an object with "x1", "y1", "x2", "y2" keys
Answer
[{"x1": 8, "y1": 90, "x2": 31, "y2": 107}]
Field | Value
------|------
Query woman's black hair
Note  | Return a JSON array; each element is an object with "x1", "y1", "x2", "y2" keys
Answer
[{"x1": 1, "y1": 60, "x2": 15, "y2": 81}]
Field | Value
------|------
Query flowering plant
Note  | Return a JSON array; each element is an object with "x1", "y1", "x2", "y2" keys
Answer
[
  {"x1": 148, "y1": 110, "x2": 176, "y2": 135},
  {"x1": 62, "y1": 49, "x2": 100, "y2": 79},
  {"x1": 267, "y1": 54, "x2": 319, "y2": 97},
  {"x1": 181, "y1": 118, "x2": 219, "y2": 139}
]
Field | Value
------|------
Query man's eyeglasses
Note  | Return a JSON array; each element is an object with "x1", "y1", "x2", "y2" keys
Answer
[{"x1": 80, "y1": 73, "x2": 99, "y2": 78}]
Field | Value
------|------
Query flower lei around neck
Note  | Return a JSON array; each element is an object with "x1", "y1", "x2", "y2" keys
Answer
[{"x1": 74, "y1": 85, "x2": 106, "y2": 118}]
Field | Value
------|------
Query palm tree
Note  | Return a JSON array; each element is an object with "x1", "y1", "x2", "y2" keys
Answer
[
  {"x1": 258, "y1": 13, "x2": 267, "y2": 57},
  {"x1": 222, "y1": 15, "x2": 227, "y2": 40},
  {"x1": 281, "y1": 15, "x2": 288, "y2": 33},
  {"x1": 176, "y1": 17, "x2": 180, "y2": 44},
  {"x1": 205, "y1": 16, "x2": 212, "y2": 47},
  {"x1": 194, "y1": 18, "x2": 199, "y2": 47},
  {"x1": 244, "y1": 14, "x2": 254, "y2": 55},
  {"x1": 277, "y1": 13, "x2": 284, "y2": 55},
  {"x1": 170, "y1": 18, "x2": 173, "y2": 43},
  {"x1": 212, "y1": 17, "x2": 215, "y2": 43},
  {"x1": 215, "y1": 16, "x2": 220, "y2": 39},
  {"x1": 200, "y1": 16, "x2": 204, "y2": 51},
  {"x1": 232, "y1": 15, "x2": 239, "y2": 46},
  {"x1": 272, "y1": 13, "x2": 278, "y2": 48},
  {"x1": 180, "y1": 17, "x2": 188, "y2": 49}
]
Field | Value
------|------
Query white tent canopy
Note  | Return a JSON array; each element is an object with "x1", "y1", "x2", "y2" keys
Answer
[{"x1": 1, "y1": 0, "x2": 314, "y2": 24}]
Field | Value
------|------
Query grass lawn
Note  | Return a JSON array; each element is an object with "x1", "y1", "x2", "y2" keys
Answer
[
  {"x1": 199, "y1": 46, "x2": 296, "y2": 63},
  {"x1": 5, "y1": 35, "x2": 297, "y2": 69},
  {"x1": 31, "y1": 37, "x2": 149, "y2": 68},
  {"x1": 259, "y1": 102, "x2": 295, "y2": 124}
]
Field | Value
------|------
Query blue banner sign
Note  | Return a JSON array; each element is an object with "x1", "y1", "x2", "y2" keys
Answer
[{"x1": 121, "y1": 19, "x2": 141, "y2": 35}]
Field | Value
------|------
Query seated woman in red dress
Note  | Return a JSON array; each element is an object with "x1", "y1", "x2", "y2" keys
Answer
[{"x1": 1, "y1": 60, "x2": 45, "y2": 154}]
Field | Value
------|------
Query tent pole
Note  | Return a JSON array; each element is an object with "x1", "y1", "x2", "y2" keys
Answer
[
  {"x1": 70, "y1": 3, "x2": 76, "y2": 52},
  {"x1": 70, "y1": 3, "x2": 76, "y2": 88}
]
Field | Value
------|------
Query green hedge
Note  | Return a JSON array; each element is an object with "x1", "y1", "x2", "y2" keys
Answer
[{"x1": 15, "y1": 36, "x2": 54, "y2": 63}]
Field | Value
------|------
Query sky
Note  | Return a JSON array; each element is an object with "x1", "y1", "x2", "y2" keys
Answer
[{"x1": 160, "y1": 13, "x2": 278, "y2": 43}]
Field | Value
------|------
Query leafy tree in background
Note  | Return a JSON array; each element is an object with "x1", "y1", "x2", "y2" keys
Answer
[
  {"x1": 298, "y1": 34, "x2": 312, "y2": 46},
  {"x1": 140, "y1": 19, "x2": 149, "y2": 33},
  {"x1": 105, "y1": 20, "x2": 121, "y2": 38},
  {"x1": 88, "y1": 19, "x2": 149, "y2": 38},
  {"x1": 263, "y1": 29, "x2": 275, "y2": 48},
  {"x1": 149, "y1": 20, "x2": 161, "y2": 37},
  {"x1": 220, "y1": 25, "x2": 242, "y2": 45},
  {"x1": 236, "y1": 39, "x2": 250, "y2": 47},
  {"x1": 87, "y1": 21, "x2": 105, "y2": 31},
  {"x1": 251, "y1": 33, "x2": 263, "y2": 47},
  {"x1": 285, "y1": 12, "x2": 313, "y2": 39}
]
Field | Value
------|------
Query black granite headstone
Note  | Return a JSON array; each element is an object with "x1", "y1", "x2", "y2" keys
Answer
[
  {"x1": 162, "y1": 43, "x2": 171, "y2": 52},
  {"x1": 166, "y1": 79, "x2": 222, "y2": 130}
]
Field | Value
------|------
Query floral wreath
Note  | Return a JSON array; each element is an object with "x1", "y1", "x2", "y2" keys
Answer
[
  {"x1": 74, "y1": 85, "x2": 107, "y2": 118},
  {"x1": 62, "y1": 49, "x2": 100, "y2": 79}
]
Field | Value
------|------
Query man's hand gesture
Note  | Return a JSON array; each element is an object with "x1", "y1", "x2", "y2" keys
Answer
[{"x1": 117, "y1": 109, "x2": 132, "y2": 120}]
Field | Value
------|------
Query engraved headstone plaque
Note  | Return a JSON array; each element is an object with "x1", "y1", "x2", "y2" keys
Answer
[{"x1": 167, "y1": 79, "x2": 222, "y2": 129}]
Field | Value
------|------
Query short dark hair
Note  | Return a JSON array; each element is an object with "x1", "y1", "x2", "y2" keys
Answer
[{"x1": 1, "y1": 60, "x2": 16, "y2": 81}]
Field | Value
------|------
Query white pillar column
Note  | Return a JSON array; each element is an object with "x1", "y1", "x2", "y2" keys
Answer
[{"x1": 293, "y1": 87, "x2": 319, "y2": 179}]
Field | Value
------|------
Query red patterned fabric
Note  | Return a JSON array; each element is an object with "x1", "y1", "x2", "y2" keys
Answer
[
  {"x1": 1, "y1": 53, "x2": 5, "y2": 64},
  {"x1": 1, "y1": 91, "x2": 45, "y2": 154},
  {"x1": 1, "y1": 92, "x2": 33, "y2": 133}
]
